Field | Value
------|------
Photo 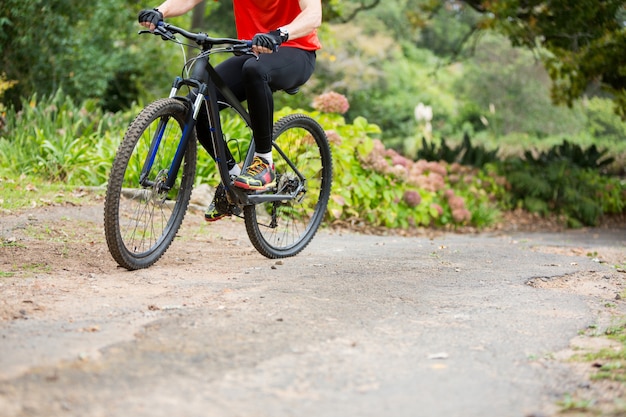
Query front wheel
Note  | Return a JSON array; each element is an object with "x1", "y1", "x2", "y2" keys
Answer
[
  {"x1": 244, "y1": 114, "x2": 333, "y2": 258},
  {"x1": 104, "y1": 98, "x2": 196, "y2": 270}
]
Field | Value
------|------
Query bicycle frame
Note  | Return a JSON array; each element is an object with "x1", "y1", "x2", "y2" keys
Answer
[{"x1": 140, "y1": 46, "x2": 308, "y2": 208}]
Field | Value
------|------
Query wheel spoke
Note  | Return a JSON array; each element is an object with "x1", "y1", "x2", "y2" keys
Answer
[
  {"x1": 104, "y1": 99, "x2": 196, "y2": 270},
  {"x1": 244, "y1": 114, "x2": 332, "y2": 258}
]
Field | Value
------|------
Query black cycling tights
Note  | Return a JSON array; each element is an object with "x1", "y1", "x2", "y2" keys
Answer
[{"x1": 195, "y1": 47, "x2": 316, "y2": 170}]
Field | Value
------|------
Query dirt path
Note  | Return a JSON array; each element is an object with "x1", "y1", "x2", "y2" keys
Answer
[{"x1": 1, "y1": 199, "x2": 625, "y2": 417}]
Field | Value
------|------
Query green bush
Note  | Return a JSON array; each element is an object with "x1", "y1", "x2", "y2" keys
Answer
[
  {"x1": 300, "y1": 108, "x2": 504, "y2": 229},
  {"x1": 0, "y1": 90, "x2": 129, "y2": 185},
  {"x1": 523, "y1": 140, "x2": 614, "y2": 170},
  {"x1": 416, "y1": 133, "x2": 499, "y2": 168},
  {"x1": 499, "y1": 157, "x2": 625, "y2": 227},
  {"x1": 2, "y1": 90, "x2": 622, "y2": 231},
  {"x1": 0, "y1": 1, "x2": 140, "y2": 111},
  {"x1": 584, "y1": 97, "x2": 626, "y2": 143},
  {"x1": 520, "y1": 140, "x2": 623, "y2": 226}
]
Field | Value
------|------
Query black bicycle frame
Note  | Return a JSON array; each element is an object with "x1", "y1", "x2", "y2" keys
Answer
[{"x1": 140, "y1": 49, "x2": 308, "y2": 205}]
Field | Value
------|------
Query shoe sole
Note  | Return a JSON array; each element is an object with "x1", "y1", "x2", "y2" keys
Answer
[
  {"x1": 233, "y1": 180, "x2": 276, "y2": 191},
  {"x1": 204, "y1": 213, "x2": 228, "y2": 222}
]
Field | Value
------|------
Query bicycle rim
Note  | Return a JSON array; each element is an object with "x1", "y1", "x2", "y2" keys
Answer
[
  {"x1": 244, "y1": 114, "x2": 332, "y2": 258},
  {"x1": 104, "y1": 98, "x2": 196, "y2": 270}
]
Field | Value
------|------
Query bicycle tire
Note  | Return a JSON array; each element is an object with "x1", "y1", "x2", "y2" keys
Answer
[
  {"x1": 244, "y1": 114, "x2": 332, "y2": 258},
  {"x1": 104, "y1": 98, "x2": 196, "y2": 270}
]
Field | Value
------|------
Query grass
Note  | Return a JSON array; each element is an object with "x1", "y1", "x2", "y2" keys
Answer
[
  {"x1": 19, "y1": 262, "x2": 52, "y2": 274},
  {"x1": 558, "y1": 393, "x2": 595, "y2": 412},
  {"x1": 556, "y1": 318, "x2": 626, "y2": 416},
  {"x1": 586, "y1": 320, "x2": 626, "y2": 362},
  {"x1": 0, "y1": 177, "x2": 105, "y2": 212}
]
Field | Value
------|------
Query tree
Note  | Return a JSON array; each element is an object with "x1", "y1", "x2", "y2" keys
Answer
[
  {"x1": 322, "y1": 0, "x2": 382, "y2": 22},
  {"x1": 427, "y1": 1, "x2": 626, "y2": 118},
  {"x1": 453, "y1": 33, "x2": 586, "y2": 138},
  {"x1": 0, "y1": 0, "x2": 140, "y2": 111}
]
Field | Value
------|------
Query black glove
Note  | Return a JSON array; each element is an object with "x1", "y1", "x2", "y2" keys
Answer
[
  {"x1": 138, "y1": 8, "x2": 163, "y2": 27},
  {"x1": 252, "y1": 30, "x2": 283, "y2": 52}
]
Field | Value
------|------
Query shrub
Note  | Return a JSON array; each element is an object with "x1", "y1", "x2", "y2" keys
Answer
[
  {"x1": 0, "y1": 90, "x2": 130, "y2": 185},
  {"x1": 298, "y1": 107, "x2": 505, "y2": 229},
  {"x1": 523, "y1": 139, "x2": 615, "y2": 170},
  {"x1": 499, "y1": 158, "x2": 625, "y2": 227},
  {"x1": 416, "y1": 133, "x2": 499, "y2": 168},
  {"x1": 3, "y1": 90, "x2": 622, "y2": 232}
]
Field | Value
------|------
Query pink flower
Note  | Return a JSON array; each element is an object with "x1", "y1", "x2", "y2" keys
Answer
[
  {"x1": 403, "y1": 190, "x2": 421, "y2": 207},
  {"x1": 413, "y1": 160, "x2": 429, "y2": 174},
  {"x1": 452, "y1": 208, "x2": 471, "y2": 223},
  {"x1": 390, "y1": 164, "x2": 408, "y2": 178},
  {"x1": 430, "y1": 203, "x2": 443, "y2": 216},
  {"x1": 428, "y1": 173, "x2": 446, "y2": 192},
  {"x1": 449, "y1": 162, "x2": 462, "y2": 173},
  {"x1": 391, "y1": 154, "x2": 410, "y2": 167},
  {"x1": 448, "y1": 174, "x2": 460, "y2": 184},
  {"x1": 325, "y1": 130, "x2": 343, "y2": 145},
  {"x1": 312, "y1": 91, "x2": 350, "y2": 114},
  {"x1": 425, "y1": 161, "x2": 448, "y2": 177},
  {"x1": 448, "y1": 195, "x2": 466, "y2": 210}
]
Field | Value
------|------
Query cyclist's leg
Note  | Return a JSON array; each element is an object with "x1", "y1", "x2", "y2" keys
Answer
[
  {"x1": 234, "y1": 48, "x2": 316, "y2": 190},
  {"x1": 242, "y1": 47, "x2": 316, "y2": 154}
]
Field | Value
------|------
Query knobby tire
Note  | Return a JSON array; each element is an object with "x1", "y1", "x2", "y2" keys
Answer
[
  {"x1": 104, "y1": 98, "x2": 196, "y2": 270},
  {"x1": 244, "y1": 114, "x2": 332, "y2": 258}
]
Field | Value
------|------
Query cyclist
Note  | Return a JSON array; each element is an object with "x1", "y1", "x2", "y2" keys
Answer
[{"x1": 138, "y1": 0, "x2": 322, "y2": 221}]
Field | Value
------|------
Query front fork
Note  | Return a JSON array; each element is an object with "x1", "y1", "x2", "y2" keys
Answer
[{"x1": 138, "y1": 77, "x2": 204, "y2": 192}]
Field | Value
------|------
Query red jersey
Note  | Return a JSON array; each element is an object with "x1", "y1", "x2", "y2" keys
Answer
[{"x1": 233, "y1": 0, "x2": 321, "y2": 51}]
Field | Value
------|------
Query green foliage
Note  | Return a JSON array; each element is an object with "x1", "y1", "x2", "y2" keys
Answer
[
  {"x1": 322, "y1": 0, "x2": 382, "y2": 23},
  {"x1": 2, "y1": 88, "x2": 623, "y2": 233},
  {"x1": 315, "y1": 10, "x2": 624, "y2": 163},
  {"x1": 452, "y1": 33, "x2": 586, "y2": 138},
  {"x1": 417, "y1": 137, "x2": 463, "y2": 163},
  {"x1": 0, "y1": 0, "x2": 140, "y2": 111},
  {"x1": 462, "y1": 0, "x2": 626, "y2": 117},
  {"x1": 584, "y1": 97, "x2": 626, "y2": 143},
  {"x1": 416, "y1": 134, "x2": 499, "y2": 167},
  {"x1": 412, "y1": 0, "x2": 483, "y2": 58},
  {"x1": 0, "y1": 90, "x2": 129, "y2": 185},
  {"x1": 301, "y1": 108, "x2": 504, "y2": 229},
  {"x1": 314, "y1": 22, "x2": 461, "y2": 143},
  {"x1": 523, "y1": 140, "x2": 615, "y2": 170},
  {"x1": 500, "y1": 155, "x2": 625, "y2": 227}
]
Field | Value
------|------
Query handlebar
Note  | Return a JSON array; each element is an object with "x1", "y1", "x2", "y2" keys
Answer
[{"x1": 140, "y1": 21, "x2": 252, "y2": 53}]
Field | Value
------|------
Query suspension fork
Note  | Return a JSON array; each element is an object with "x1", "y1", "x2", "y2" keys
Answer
[{"x1": 138, "y1": 77, "x2": 201, "y2": 190}]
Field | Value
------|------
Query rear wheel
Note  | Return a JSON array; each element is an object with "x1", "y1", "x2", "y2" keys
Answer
[
  {"x1": 104, "y1": 98, "x2": 196, "y2": 270},
  {"x1": 244, "y1": 114, "x2": 332, "y2": 258}
]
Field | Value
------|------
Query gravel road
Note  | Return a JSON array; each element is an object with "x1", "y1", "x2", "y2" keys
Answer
[{"x1": 1, "y1": 202, "x2": 625, "y2": 417}]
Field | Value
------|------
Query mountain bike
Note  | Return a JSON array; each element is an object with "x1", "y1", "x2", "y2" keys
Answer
[{"x1": 104, "y1": 22, "x2": 332, "y2": 270}]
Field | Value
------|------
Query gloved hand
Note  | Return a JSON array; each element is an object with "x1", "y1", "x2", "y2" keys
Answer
[
  {"x1": 252, "y1": 30, "x2": 283, "y2": 52},
  {"x1": 138, "y1": 8, "x2": 163, "y2": 29}
]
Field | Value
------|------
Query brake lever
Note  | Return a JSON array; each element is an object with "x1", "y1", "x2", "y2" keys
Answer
[
  {"x1": 155, "y1": 26, "x2": 176, "y2": 41},
  {"x1": 232, "y1": 41, "x2": 256, "y2": 58}
]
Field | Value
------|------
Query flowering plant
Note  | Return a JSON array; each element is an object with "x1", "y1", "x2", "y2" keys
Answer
[{"x1": 312, "y1": 91, "x2": 350, "y2": 114}]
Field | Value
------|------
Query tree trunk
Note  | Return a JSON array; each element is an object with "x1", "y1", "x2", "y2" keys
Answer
[{"x1": 191, "y1": 0, "x2": 206, "y2": 30}]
